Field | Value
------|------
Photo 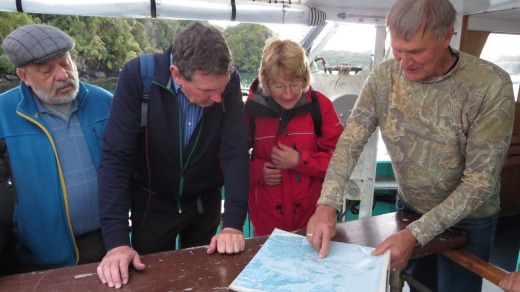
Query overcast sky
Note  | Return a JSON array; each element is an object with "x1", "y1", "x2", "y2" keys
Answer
[
  {"x1": 212, "y1": 20, "x2": 520, "y2": 59},
  {"x1": 481, "y1": 33, "x2": 520, "y2": 59},
  {"x1": 211, "y1": 21, "x2": 376, "y2": 52}
]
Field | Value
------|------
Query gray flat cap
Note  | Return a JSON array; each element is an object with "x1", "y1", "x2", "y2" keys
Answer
[{"x1": 2, "y1": 24, "x2": 75, "y2": 67}]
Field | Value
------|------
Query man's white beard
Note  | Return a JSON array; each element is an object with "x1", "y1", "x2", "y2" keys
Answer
[{"x1": 32, "y1": 69, "x2": 80, "y2": 105}]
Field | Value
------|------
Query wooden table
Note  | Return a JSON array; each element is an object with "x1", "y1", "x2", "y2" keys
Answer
[{"x1": 0, "y1": 212, "x2": 467, "y2": 291}]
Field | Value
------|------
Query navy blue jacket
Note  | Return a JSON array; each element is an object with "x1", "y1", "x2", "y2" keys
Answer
[{"x1": 99, "y1": 47, "x2": 250, "y2": 250}]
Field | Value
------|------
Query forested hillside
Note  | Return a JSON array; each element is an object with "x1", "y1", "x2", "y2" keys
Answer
[
  {"x1": 0, "y1": 12, "x2": 274, "y2": 76},
  {"x1": 0, "y1": 11, "x2": 375, "y2": 79}
]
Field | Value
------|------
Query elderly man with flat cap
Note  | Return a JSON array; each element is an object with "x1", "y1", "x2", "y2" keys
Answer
[{"x1": 0, "y1": 24, "x2": 112, "y2": 274}]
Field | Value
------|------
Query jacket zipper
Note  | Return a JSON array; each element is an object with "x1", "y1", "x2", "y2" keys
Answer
[{"x1": 16, "y1": 110, "x2": 79, "y2": 264}]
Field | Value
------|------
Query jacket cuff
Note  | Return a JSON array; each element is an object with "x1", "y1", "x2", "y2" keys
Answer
[
  {"x1": 222, "y1": 210, "x2": 246, "y2": 233},
  {"x1": 316, "y1": 198, "x2": 342, "y2": 212},
  {"x1": 299, "y1": 149, "x2": 310, "y2": 167},
  {"x1": 292, "y1": 149, "x2": 309, "y2": 173},
  {"x1": 103, "y1": 228, "x2": 131, "y2": 251},
  {"x1": 406, "y1": 221, "x2": 433, "y2": 246}
]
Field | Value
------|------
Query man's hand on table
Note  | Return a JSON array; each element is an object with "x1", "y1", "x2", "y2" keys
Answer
[
  {"x1": 306, "y1": 204, "x2": 337, "y2": 259},
  {"x1": 372, "y1": 229, "x2": 417, "y2": 270},
  {"x1": 207, "y1": 227, "x2": 245, "y2": 254},
  {"x1": 97, "y1": 245, "x2": 145, "y2": 289}
]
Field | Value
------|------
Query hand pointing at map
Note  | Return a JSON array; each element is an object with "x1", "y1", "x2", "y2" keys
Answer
[{"x1": 306, "y1": 204, "x2": 337, "y2": 258}]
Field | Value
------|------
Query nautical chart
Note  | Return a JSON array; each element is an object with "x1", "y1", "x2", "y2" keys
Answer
[{"x1": 229, "y1": 228, "x2": 390, "y2": 292}]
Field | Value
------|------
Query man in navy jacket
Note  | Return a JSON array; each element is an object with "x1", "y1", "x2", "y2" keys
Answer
[{"x1": 97, "y1": 22, "x2": 250, "y2": 289}]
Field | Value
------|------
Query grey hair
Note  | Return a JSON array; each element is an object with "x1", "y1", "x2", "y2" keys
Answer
[
  {"x1": 171, "y1": 22, "x2": 233, "y2": 81},
  {"x1": 386, "y1": 0, "x2": 457, "y2": 41}
]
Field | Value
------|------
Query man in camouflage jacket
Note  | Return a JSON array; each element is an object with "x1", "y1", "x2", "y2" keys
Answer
[{"x1": 305, "y1": 0, "x2": 515, "y2": 291}]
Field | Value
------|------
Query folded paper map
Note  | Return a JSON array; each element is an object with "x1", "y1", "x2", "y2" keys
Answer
[{"x1": 230, "y1": 228, "x2": 390, "y2": 292}]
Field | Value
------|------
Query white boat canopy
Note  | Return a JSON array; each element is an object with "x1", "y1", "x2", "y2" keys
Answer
[
  {"x1": 2, "y1": 0, "x2": 520, "y2": 34},
  {"x1": 0, "y1": 0, "x2": 326, "y2": 26}
]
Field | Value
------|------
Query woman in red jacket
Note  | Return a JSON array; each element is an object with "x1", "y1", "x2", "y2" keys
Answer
[{"x1": 245, "y1": 38, "x2": 344, "y2": 236}]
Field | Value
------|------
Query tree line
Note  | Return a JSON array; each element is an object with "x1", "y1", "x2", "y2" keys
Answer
[
  {"x1": 0, "y1": 11, "x2": 374, "y2": 78},
  {"x1": 0, "y1": 12, "x2": 275, "y2": 77}
]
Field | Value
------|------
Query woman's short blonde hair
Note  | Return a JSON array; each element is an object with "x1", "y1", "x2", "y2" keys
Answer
[{"x1": 258, "y1": 38, "x2": 311, "y2": 96}]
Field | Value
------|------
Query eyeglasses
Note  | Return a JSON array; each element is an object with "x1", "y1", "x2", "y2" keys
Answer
[{"x1": 270, "y1": 82, "x2": 304, "y2": 93}]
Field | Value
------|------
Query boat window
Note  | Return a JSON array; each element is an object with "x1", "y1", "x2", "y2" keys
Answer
[
  {"x1": 322, "y1": 24, "x2": 376, "y2": 52},
  {"x1": 316, "y1": 24, "x2": 376, "y2": 73},
  {"x1": 481, "y1": 33, "x2": 520, "y2": 101}
]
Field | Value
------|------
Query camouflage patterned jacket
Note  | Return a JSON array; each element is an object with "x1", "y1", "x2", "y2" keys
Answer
[{"x1": 318, "y1": 50, "x2": 515, "y2": 245}]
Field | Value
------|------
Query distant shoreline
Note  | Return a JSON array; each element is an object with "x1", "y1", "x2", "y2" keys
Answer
[{"x1": 1, "y1": 72, "x2": 257, "y2": 95}]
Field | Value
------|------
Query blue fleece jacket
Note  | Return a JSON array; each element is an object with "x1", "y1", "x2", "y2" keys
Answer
[{"x1": 0, "y1": 82, "x2": 112, "y2": 268}]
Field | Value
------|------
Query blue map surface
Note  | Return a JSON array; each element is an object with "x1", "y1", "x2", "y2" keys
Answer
[{"x1": 229, "y1": 229, "x2": 389, "y2": 292}]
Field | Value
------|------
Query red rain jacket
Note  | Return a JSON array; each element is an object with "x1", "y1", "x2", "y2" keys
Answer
[{"x1": 245, "y1": 79, "x2": 344, "y2": 236}]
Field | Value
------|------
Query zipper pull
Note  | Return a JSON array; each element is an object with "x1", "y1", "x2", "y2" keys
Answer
[
  {"x1": 275, "y1": 204, "x2": 284, "y2": 215},
  {"x1": 292, "y1": 143, "x2": 300, "y2": 183},
  {"x1": 279, "y1": 115, "x2": 288, "y2": 136},
  {"x1": 293, "y1": 202, "x2": 303, "y2": 214}
]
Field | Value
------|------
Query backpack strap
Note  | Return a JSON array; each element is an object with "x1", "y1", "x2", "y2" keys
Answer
[
  {"x1": 310, "y1": 90, "x2": 322, "y2": 137},
  {"x1": 248, "y1": 90, "x2": 323, "y2": 160},
  {"x1": 139, "y1": 53, "x2": 155, "y2": 127}
]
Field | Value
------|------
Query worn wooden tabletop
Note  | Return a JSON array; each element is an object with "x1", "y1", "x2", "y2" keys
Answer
[{"x1": 0, "y1": 211, "x2": 466, "y2": 291}]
